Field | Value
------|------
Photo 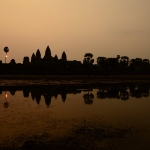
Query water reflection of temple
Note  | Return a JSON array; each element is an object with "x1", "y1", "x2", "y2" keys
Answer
[
  {"x1": 1, "y1": 84, "x2": 150, "y2": 108},
  {"x1": 21, "y1": 85, "x2": 150, "y2": 105},
  {"x1": 21, "y1": 87, "x2": 82, "y2": 107}
]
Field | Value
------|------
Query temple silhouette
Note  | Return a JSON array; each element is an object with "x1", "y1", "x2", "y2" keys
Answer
[
  {"x1": 0, "y1": 45, "x2": 150, "y2": 75},
  {"x1": 0, "y1": 46, "x2": 82, "y2": 75}
]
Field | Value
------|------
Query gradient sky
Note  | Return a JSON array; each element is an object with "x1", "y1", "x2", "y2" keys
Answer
[{"x1": 0, "y1": 0, "x2": 150, "y2": 63}]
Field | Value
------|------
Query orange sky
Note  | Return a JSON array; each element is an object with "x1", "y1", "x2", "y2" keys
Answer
[{"x1": 0, "y1": 0, "x2": 150, "y2": 63}]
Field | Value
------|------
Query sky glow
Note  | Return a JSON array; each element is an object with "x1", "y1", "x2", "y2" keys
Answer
[{"x1": 0, "y1": 0, "x2": 150, "y2": 63}]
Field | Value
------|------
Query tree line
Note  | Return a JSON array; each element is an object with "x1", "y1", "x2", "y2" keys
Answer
[{"x1": 83, "y1": 53, "x2": 150, "y2": 75}]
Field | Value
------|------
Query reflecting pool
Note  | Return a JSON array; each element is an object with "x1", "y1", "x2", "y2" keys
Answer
[{"x1": 0, "y1": 84, "x2": 150, "y2": 150}]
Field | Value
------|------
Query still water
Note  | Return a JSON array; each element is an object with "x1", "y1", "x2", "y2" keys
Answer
[{"x1": 0, "y1": 84, "x2": 150, "y2": 149}]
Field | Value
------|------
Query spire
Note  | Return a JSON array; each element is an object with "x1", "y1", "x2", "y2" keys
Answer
[
  {"x1": 61, "y1": 51, "x2": 67, "y2": 61},
  {"x1": 44, "y1": 46, "x2": 51, "y2": 60},
  {"x1": 54, "y1": 54, "x2": 58, "y2": 61},
  {"x1": 31, "y1": 53, "x2": 35, "y2": 64},
  {"x1": 36, "y1": 49, "x2": 41, "y2": 59}
]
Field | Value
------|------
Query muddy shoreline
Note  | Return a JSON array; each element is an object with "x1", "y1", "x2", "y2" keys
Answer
[{"x1": 0, "y1": 75, "x2": 150, "y2": 87}]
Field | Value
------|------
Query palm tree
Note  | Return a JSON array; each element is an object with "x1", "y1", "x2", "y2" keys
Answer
[{"x1": 4, "y1": 46, "x2": 9, "y2": 64}]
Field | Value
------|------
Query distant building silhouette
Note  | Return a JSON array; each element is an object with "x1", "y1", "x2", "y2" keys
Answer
[
  {"x1": 23, "y1": 57, "x2": 30, "y2": 65},
  {"x1": 44, "y1": 46, "x2": 51, "y2": 60},
  {"x1": 61, "y1": 51, "x2": 67, "y2": 61},
  {"x1": 35, "y1": 49, "x2": 42, "y2": 67},
  {"x1": 31, "y1": 53, "x2": 36, "y2": 65}
]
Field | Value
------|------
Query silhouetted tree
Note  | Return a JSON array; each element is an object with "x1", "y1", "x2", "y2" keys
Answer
[
  {"x1": 97, "y1": 57, "x2": 107, "y2": 66},
  {"x1": 143, "y1": 59, "x2": 149, "y2": 65},
  {"x1": 4, "y1": 46, "x2": 9, "y2": 63},
  {"x1": 130, "y1": 58, "x2": 144, "y2": 74},
  {"x1": 83, "y1": 53, "x2": 94, "y2": 65},
  {"x1": 117, "y1": 55, "x2": 120, "y2": 62},
  {"x1": 120, "y1": 56, "x2": 129, "y2": 73},
  {"x1": 83, "y1": 53, "x2": 94, "y2": 76},
  {"x1": 130, "y1": 59, "x2": 136, "y2": 72},
  {"x1": 142, "y1": 59, "x2": 149, "y2": 74},
  {"x1": 106, "y1": 58, "x2": 119, "y2": 74},
  {"x1": 4, "y1": 46, "x2": 9, "y2": 53},
  {"x1": 120, "y1": 56, "x2": 129, "y2": 67},
  {"x1": 135, "y1": 58, "x2": 142, "y2": 68}
]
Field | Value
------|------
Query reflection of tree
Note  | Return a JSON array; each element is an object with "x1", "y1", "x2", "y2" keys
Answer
[
  {"x1": 4, "y1": 102, "x2": 9, "y2": 108},
  {"x1": 4, "y1": 92, "x2": 9, "y2": 108},
  {"x1": 97, "y1": 88, "x2": 120, "y2": 99},
  {"x1": 120, "y1": 87, "x2": 129, "y2": 100},
  {"x1": 107, "y1": 88, "x2": 120, "y2": 99},
  {"x1": 120, "y1": 91, "x2": 129, "y2": 100},
  {"x1": 143, "y1": 89, "x2": 149, "y2": 97},
  {"x1": 129, "y1": 86, "x2": 142, "y2": 98},
  {"x1": 97, "y1": 90, "x2": 107, "y2": 99},
  {"x1": 134, "y1": 89, "x2": 142, "y2": 98},
  {"x1": 83, "y1": 90, "x2": 94, "y2": 105}
]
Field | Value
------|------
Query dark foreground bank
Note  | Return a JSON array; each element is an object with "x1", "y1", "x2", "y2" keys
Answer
[{"x1": 0, "y1": 75, "x2": 150, "y2": 87}]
